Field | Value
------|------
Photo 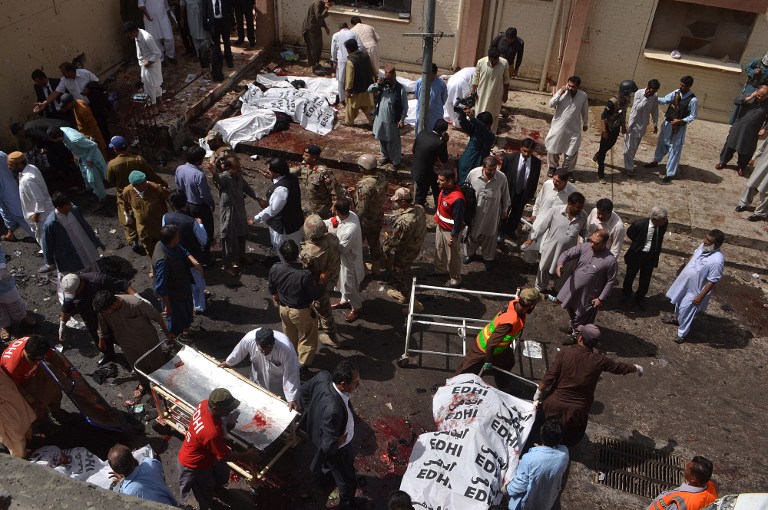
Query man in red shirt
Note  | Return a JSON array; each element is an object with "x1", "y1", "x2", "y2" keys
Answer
[
  {"x1": 431, "y1": 168, "x2": 465, "y2": 288},
  {"x1": 1, "y1": 335, "x2": 64, "y2": 420},
  {"x1": 177, "y1": 388, "x2": 257, "y2": 510}
]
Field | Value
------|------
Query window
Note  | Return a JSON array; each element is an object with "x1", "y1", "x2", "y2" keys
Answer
[
  {"x1": 645, "y1": 0, "x2": 756, "y2": 63},
  {"x1": 333, "y1": 0, "x2": 412, "y2": 15}
]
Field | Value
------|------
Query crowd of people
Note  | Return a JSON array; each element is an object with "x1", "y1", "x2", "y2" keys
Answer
[{"x1": 0, "y1": 3, "x2": 759, "y2": 508}]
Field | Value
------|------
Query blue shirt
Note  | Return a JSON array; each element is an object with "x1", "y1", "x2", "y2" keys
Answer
[
  {"x1": 119, "y1": 458, "x2": 178, "y2": 506},
  {"x1": 175, "y1": 162, "x2": 215, "y2": 207},
  {"x1": 507, "y1": 445, "x2": 569, "y2": 510},
  {"x1": 658, "y1": 89, "x2": 698, "y2": 124},
  {"x1": 415, "y1": 76, "x2": 448, "y2": 133}
]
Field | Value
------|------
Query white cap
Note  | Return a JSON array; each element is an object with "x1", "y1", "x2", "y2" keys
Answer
[{"x1": 61, "y1": 274, "x2": 81, "y2": 299}]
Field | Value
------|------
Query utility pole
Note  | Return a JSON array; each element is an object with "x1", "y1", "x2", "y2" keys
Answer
[{"x1": 403, "y1": 0, "x2": 453, "y2": 134}]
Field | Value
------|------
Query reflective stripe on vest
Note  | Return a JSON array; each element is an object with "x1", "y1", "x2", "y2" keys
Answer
[
  {"x1": 476, "y1": 300, "x2": 523, "y2": 355},
  {"x1": 436, "y1": 212, "x2": 454, "y2": 225},
  {"x1": 648, "y1": 481, "x2": 717, "y2": 510}
]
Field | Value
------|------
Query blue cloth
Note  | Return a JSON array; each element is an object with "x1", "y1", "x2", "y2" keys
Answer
[
  {"x1": 415, "y1": 76, "x2": 448, "y2": 134},
  {"x1": 0, "y1": 152, "x2": 34, "y2": 235},
  {"x1": 507, "y1": 445, "x2": 569, "y2": 510},
  {"x1": 41, "y1": 206, "x2": 104, "y2": 272},
  {"x1": 654, "y1": 90, "x2": 698, "y2": 178},
  {"x1": 60, "y1": 127, "x2": 106, "y2": 200},
  {"x1": 154, "y1": 243, "x2": 193, "y2": 335},
  {"x1": 175, "y1": 162, "x2": 215, "y2": 207},
  {"x1": 119, "y1": 458, "x2": 178, "y2": 507},
  {"x1": 153, "y1": 244, "x2": 190, "y2": 297}
]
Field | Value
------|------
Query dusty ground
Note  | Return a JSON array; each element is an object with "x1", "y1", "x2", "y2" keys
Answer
[{"x1": 2, "y1": 48, "x2": 768, "y2": 510}]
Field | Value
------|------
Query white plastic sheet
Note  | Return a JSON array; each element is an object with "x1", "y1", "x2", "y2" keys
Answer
[
  {"x1": 241, "y1": 84, "x2": 336, "y2": 136},
  {"x1": 212, "y1": 110, "x2": 276, "y2": 148},
  {"x1": 256, "y1": 73, "x2": 339, "y2": 104},
  {"x1": 30, "y1": 445, "x2": 153, "y2": 489},
  {"x1": 400, "y1": 374, "x2": 536, "y2": 509}
]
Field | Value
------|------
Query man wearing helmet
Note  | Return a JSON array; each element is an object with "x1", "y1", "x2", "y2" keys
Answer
[
  {"x1": 300, "y1": 214, "x2": 342, "y2": 348},
  {"x1": 593, "y1": 80, "x2": 637, "y2": 183},
  {"x1": 352, "y1": 154, "x2": 387, "y2": 274}
]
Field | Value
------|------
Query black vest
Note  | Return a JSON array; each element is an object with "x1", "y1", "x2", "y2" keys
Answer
[
  {"x1": 266, "y1": 175, "x2": 304, "y2": 235},
  {"x1": 348, "y1": 51, "x2": 374, "y2": 94},
  {"x1": 665, "y1": 91, "x2": 696, "y2": 122},
  {"x1": 163, "y1": 211, "x2": 203, "y2": 261},
  {"x1": 151, "y1": 242, "x2": 192, "y2": 301}
]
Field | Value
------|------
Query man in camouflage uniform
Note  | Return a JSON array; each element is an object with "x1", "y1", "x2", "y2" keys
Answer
[
  {"x1": 353, "y1": 154, "x2": 387, "y2": 274},
  {"x1": 384, "y1": 187, "x2": 427, "y2": 312},
  {"x1": 299, "y1": 214, "x2": 342, "y2": 348},
  {"x1": 298, "y1": 144, "x2": 342, "y2": 219}
]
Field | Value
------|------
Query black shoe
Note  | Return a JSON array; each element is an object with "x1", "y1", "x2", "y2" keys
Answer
[
  {"x1": 735, "y1": 205, "x2": 747, "y2": 212},
  {"x1": 661, "y1": 176, "x2": 672, "y2": 183},
  {"x1": 674, "y1": 335, "x2": 684, "y2": 344},
  {"x1": 97, "y1": 353, "x2": 116, "y2": 366},
  {"x1": 635, "y1": 299, "x2": 646, "y2": 311},
  {"x1": 462, "y1": 255, "x2": 472, "y2": 265},
  {"x1": 249, "y1": 41, "x2": 256, "y2": 48},
  {"x1": 226, "y1": 59, "x2": 234, "y2": 68},
  {"x1": 131, "y1": 242, "x2": 147, "y2": 256},
  {"x1": 484, "y1": 260, "x2": 495, "y2": 271},
  {"x1": 561, "y1": 335, "x2": 577, "y2": 346},
  {"x1": 235, "y1": 38, "x2": 245, "y2": 45},
  {"x1": 619, "y1": 294, "x2": 631, "y2": 306},
  {"x1": 748, "y1": 214, "x2": 765, "y2": 222},
  {"x1": 644, "y1": 161, "x2": 658, "y2": 168}
]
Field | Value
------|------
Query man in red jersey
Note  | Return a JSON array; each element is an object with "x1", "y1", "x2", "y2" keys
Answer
[{"x1": 177, "y1": 388, "x2": 257, "y2": 509}]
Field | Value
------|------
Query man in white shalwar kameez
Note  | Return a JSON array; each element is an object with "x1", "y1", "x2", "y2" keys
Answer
[
  {"x1": 662, "y1": 230, "x2": 724, "y2": 344},
  {"x1": 586, "y1": 198, "x2": 625, "y2": 260},
  {"x1": 220, "y1": 327, "x2": 300, "y2": 410},
  {"x1": 125, "y1": 23, "x2": 165, "y2": 116},
  {"x1": 522, "y1": 168, "x2": 578, "y2": 263},
  {"x1": 623, "y1": 80, "x2": 659, "y2": 175},
  {"x1": 326, "y1": 198, "x2": 364, "y2": 323},
  {"x1": 330, "y1": 24, "x2": 363, "y2": 103},
  {"x1": 544, "y1": 76, "x2": 589, "y2": 175},
  {"x1": 138, "y1": 0, "x2": 176, "y2": 61},
  {"x1": 443, "y1": 66, "x2": 475, "y2": 126},
  {"x1": 472, "y1": 48, "x2": 509, "y2": 134},
  {"x1": 463, "y1": 156, "x2": 509, "y2": 268},
  {"x1": 6, "y1": 152, "x2": 54, "y2": 247},
  {"x1": 735, "y1": 136, "x2": 768, "y2": 220},
  {"x1": 524, "y1": 193, "x2": 587, "y2": 292}
]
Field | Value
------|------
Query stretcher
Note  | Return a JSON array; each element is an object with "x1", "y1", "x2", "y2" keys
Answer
[
  {"x1": 398, "y1": 278, "x2": 539, "y2": 389},
  {"x1": 134, "y1": 342, "x2": 301, "y2": 486},
  {"x1": 41, "y1": 350, "x2": 125, "y2": 432}
]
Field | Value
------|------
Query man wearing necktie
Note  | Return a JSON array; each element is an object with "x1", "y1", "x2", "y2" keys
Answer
[
  {"x1": 621, "y1": 206, "x2": 668, "y2": 310},
  {"x1": 299, "y1": 360, "x2": 366, "y2": 510},
  {"x1": 205, "y1": 0, "x2": 233, "y2": 82},
  {"x1": 31, "y1": 70, "x2": 63, "y2": 119},
  {"x1": 499, "y1": 137, "x2": 541, "y2": 242}
]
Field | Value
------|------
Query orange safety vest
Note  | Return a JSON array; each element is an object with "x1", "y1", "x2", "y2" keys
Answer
[
  {"x1": 476, "y1": 299, "x2": 525, "y2": 355},
  {"x1": 434, "y1": 187, "x2": 464, "y2": 231},
  {"x1": 647, "y1": 480, "x2": 717, "y2": 510}
]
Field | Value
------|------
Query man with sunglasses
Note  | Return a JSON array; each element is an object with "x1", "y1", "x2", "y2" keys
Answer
[{"x1": 218, "y1": 327, "x2": 300, "y2": 411}]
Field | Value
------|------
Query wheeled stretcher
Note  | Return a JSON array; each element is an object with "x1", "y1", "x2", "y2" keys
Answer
[{"x1": 134, "y1": 342, "x2": 301, "y2": 486}]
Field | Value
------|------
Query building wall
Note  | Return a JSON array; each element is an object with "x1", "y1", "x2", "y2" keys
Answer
[
  {"x1": 573, "y1": 0, "x2": 768, "y2": 122},
  {"x1": 278, "y1": 0, "x2": 462, "y2": 72},
  {"x1": 0, "y1": 1, "x2": 125, "y2": 150},
  {"x1": 493, "y1": 0, "x2": 558, "y2": 83}
]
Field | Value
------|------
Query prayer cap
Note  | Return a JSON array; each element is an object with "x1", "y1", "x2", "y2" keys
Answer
[{"x1": 128, "y1": 170, "x2": 146, "y2": 185}]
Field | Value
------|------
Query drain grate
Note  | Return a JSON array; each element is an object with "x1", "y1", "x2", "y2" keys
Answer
[{"x1": 594, "y1": 436, "x2": 687, "y2": 499}]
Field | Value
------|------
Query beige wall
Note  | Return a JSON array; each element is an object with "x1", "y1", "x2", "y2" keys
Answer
[
  {"x1": 278, "y1": 0, "x2": 462, "y2": 72},
  {"x1": 494, "y1": 0, "x2": 558, "y2": 82},
  {"x1": 0, "y1": 1, "x2": 125, "y2": 150},
  {"x1": 573, "y1": 0, "x2": 768, "y2": 122}
]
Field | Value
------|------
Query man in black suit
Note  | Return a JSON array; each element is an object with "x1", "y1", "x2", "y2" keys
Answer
[
  {"x1": 205, "y1": 0, "x2": 233, "y2": 82},
  {"x1": 31, "y1": 70, "x2": 64, "y2": 119},
  {"x1": 299, "y1": 360, "x2": 365, "y2": 510},
  {"x1": 622, "y1": 206, "x2": 668, "y2": 309},
  {"x1": 411, "y1": 118, "x2": 449, "y2": 208},
  {"x1": 499, "y1": 137, "x2": 541, "y2": 241}
]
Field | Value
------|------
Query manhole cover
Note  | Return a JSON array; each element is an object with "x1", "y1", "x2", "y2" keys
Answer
[{"x1": 594, "y1": 436, "x2": 686, "y2": 499}]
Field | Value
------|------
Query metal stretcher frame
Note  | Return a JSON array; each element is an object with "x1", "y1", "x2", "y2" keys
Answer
[
  {"x1": 398, "y1": 278, "x2": 538, "y2": 388},
  {"x1": 134, "y1": 341, "x2": 301, "y2": 485}
]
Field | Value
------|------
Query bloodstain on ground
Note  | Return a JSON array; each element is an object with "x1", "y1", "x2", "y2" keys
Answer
[
  {"x1": 521, "y1": 128, "x2": 541, "y2": 141},
  {"x1": 355, "y1": 416, "x2": 430, "y2": 477}
]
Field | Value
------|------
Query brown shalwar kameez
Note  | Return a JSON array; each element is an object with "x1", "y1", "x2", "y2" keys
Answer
[{"x1": 539, "y1": 344, "x2": 636, "y2": 447}]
